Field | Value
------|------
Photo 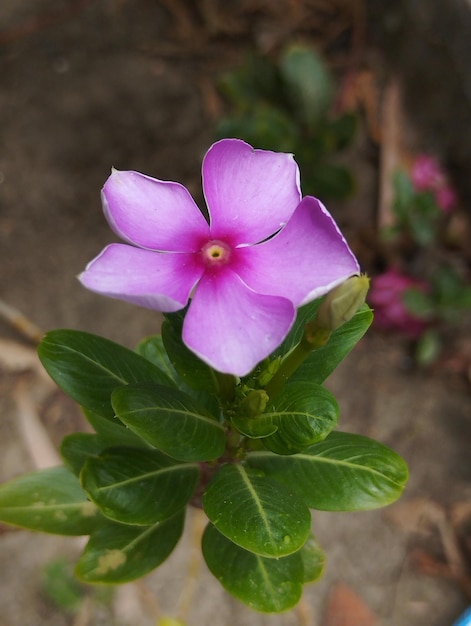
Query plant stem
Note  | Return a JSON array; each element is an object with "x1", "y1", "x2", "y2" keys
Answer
[{"x1": 264, "y1": 327, "x2": 331, "y2": 399}]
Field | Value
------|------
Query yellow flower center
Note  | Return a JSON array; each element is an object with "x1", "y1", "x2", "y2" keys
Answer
[{"x1": 201, "y1": 240, "x2": 232, "y2": 267}]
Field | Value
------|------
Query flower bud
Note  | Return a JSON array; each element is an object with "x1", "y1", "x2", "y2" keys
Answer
[
  {"x1": 314, "y1": 274, "x2": 370, "y2": 332},
  {"x1": 239, "y1": 390, "x2": 269, "y2": 417}
]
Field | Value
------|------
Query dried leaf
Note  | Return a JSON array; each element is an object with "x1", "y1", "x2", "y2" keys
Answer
[{"x1": 323, "y1": 582, "x2": 379, "y2": 626}]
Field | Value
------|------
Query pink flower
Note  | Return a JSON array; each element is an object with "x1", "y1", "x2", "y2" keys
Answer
[
  {"x1": 435, "y1": 185, "x2": 456, "y2": 213},
  {"x1": 79, "y1": 139, "x2": 359, "y2": 375},
  {"x1": 411, "y1": 155, "x2": 444, "y2": 191},
  {"x1": 411, "y1": 154, "x2": 456, "y2": 212},
  {"x1": 369, "y1": 269, "x2": 428, "y2": 338}
]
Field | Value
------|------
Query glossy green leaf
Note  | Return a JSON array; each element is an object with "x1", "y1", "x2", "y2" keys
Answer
[
  {"x1": 261, "y1": 382, "x2": 338, "y2": 454},
  {"x1": 279, "y1": 299, "x2": 321, "y2": 357},
  {"x1": 61, "y1": 433, "x2": 109, "y2": 476},
  {"x1": 75, "y1": 510, "x2": 184, "y2": 583},
  {"x1": 135, "y1": 334, "x2": 181, "y2": 387},
  {"x1": 0, "y1": 466, "x2": 102, "y2": 535},
  {"x1": 233, "y1": 383, "x2": 337, "y2": 450},
  {"x1": 291, "y1": 304, "x2": 373, "y2": 384},
  {"x1": 81, "y1": 408, "x2": 148, "y2": 446},
  {"x1": 280, "y1": 45, "x2": 333, "y2": 131},
  {"x1": 300, "y1": 534, "x2": 325, "y2": 583},
  {"x1": 203, "y1": 464, "x2": 311, "y2": 558},
  {"x1": 202, "y1": 523, "x2": 304, "y2": 613},
  {"x1": 248, "y1": 431, "x2": 409, "y2": 511},
  {"x1": 38, "y1": 330, "x2": 175, "y2": 419},
  {"x1": 112, "y1": 383, "x2": 225, "y2": 462},
  {"x1": 231, "y1": 415, "x2": 278, "y2": 439},
  {"x1": 81, "y1": 446, "x2": 199, "y2": 525},
  {"x1": 161, "y1": 321, "x2": 218, "y2": 393}
]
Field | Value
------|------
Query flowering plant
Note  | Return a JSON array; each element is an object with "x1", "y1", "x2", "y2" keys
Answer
[
  {"x1": 0, "y1": 140, "x2": 408, "y2": 613},
  {"x1": 376, "y1": 155, "x2": 471, "y2": 364},
  {"x1": 389, "y1": 154, "x2": 456, "y2": 247}
]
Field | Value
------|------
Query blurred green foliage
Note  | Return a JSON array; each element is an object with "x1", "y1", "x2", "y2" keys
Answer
[
  {"x1": 41, "y1": 557, "x2": 113, "y2": 616},
  {"x1": 216, "y1": 45, "x2": 356, "y2": 200},
  {"x1": 385, "y1": 167, "x2": 471, "y2": 365}
]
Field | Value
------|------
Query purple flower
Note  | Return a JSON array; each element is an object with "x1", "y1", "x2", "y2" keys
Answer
[
  {"x1": 79, "y1": 139, "x2": 359, "y2": 375},
  {"x1": 369, "y1": 269, "x2": 428, "y2": 338}
]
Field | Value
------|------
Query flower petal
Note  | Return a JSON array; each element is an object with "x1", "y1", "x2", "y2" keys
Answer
[
  {"x1": 182, "y1": 268, "x2": 295, "y2": 376},
  {"x1": 102, "y1": 170, "x2": 209, "y2": 252},
  {"x1": 202, "y1": 139, "x2": 301, "y2": 245},
  {"x1": 78, "y1": 243, "x2": 204, "y2": 312},
  {"x1": 233, "y1": 196, "x2": 360, "y2": 306}
]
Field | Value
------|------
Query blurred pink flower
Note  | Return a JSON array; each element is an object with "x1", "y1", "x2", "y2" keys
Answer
[
  {"x1": 411, "y1": 155, "x2": 443, "y2": 191},
  {"x1": 411, "y1": 154, "x2": 456, "y2": 212},
  {"x1": 369, "y1": 269, "x2": 429, "y2": 338},
  {"x1": 80, "y1": 139, "x2": 359, "y2": 375},
  {"x1": 435, "y1": 185, "x2": 457, "y2": 213}
]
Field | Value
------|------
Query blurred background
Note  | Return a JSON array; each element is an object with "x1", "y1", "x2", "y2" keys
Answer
[{"x1": 0, "y1": 1, "x2": 470, "y2": 625}]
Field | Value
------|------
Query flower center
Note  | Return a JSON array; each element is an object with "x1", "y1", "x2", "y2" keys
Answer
[{"x1": 201, "y1": 240, "x2": 232, "y2": 267}]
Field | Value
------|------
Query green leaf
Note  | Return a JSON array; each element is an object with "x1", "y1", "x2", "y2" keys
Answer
[
  {"x1": 275, "y1": 298, "x2": 322, "y2": 358},
  {"x1": 415, "y1": 330, "x2": 441, "y2": 366},
  {"x1": 291, "y1": 304, "x2": 373, "y2": 384},
  {"x1": 300, "y1": 534, "x2": 325, "y2": 583},
  {"x1": 203, "y1": 464, "x2": 311, "y2": 558},
  {"x1": 325, "y1": 112, "x2": 357, "y2": 151},
  {"x1": 75, "y1": 510, "x2": 184, "y2": 583},
  {"x1": 215, "y1": 105, "x2": 299, "y2": 154},
  {"x1": 280, "y1": 45, "x2": 333, "y2": 131},
  {"x1": 202, "y1": 523, "x2": 304, "y2": 613},
  {"x1": 234, "y1": 383, "x2": 338, "y2": 451},
  {"x1": 112, "y1": 383, "x2": 225, "y2": 462},
  {"x1": 162, "y1": 321, "x2": 218, "y2": 393},
  {"x1": 38, "y1": 330, "x2": 175, "y2": 419},
  {"x1": 135, "y1": 334, "x2": 181, "y2": 387},
  {"x1": 0, "y1": 466, "x2": 102, "y2": 535},
  {"x1": 82, "y1": 408, "x2": 150, "y2": 447},
  {"x1": 302, "y1": 162, "x2": 354, "y2": 200},
  {"x1": 62, "y1": 411, "x2": 153, "y2": 477},
  {"x1": 231, "y1": 415, "x2": 278, "y2": 439},
  {"x1": 81, "y1": 446, "x2": 199, "y2": 525},
  {"x1": 41, "y1": 558, "x2": 86, "y2": 613},
  {"x1": 392, "y1": 169, "x2": 414, "y2": 217},
  {"x1": 217, "y1": 54, "x2": 281, "y2": 111},
  {"x1": 247, "y1": 431, "x2": 409, "y2": 511},
  {"x1": 61, "y1": 433, "x2": 109, "y2": 476},
  {"x1": 261, "y1": 382, "x2": 338, "y2": 454},
  {"x1": 403, "y1": 288, "x2": 434, "y2": 318}
]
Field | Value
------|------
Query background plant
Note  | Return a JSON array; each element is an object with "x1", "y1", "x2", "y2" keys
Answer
[
  {"x1": 216, "y1": 44, "x2": 356, "y2": 201},
  {"x1": 371, "y1": 156, "x2": 471, "y2": 365}
]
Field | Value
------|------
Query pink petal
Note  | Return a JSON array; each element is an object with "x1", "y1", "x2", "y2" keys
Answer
[
  {"x1": 202, "y1": 139, "x2": 301, "y2": 245},
  {"x1": 233, "y1": 196, "x2": 360, "y2": 306},
  {"x1": 78, "y1": 243, "x2": 204, "y2": 312},
  {"x1": 102, "y1": 170, "x2": 209, "y2": 252},
  {"x1": 182, "y1": 268, "x2": 295, "y2": 376}
]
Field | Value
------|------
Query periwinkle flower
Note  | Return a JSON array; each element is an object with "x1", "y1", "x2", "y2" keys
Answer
[
  {"x1": 80, "y1": 139, "x2": 359, "y2": 375},
  {"x1": 411, "y1": 154, "x2": 456, "y2": 213},
  {"x1": 369, "y1": 269, "x2": 429, "y2": 338}
]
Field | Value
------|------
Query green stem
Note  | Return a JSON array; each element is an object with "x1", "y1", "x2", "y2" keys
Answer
[{"x1": 264, "y1": 327, "x2": 331, "y2": 399}]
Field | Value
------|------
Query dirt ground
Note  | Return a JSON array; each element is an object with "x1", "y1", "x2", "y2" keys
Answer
[{"x1": 1, "y1": 2, "x2": 470, "y2": 625}]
